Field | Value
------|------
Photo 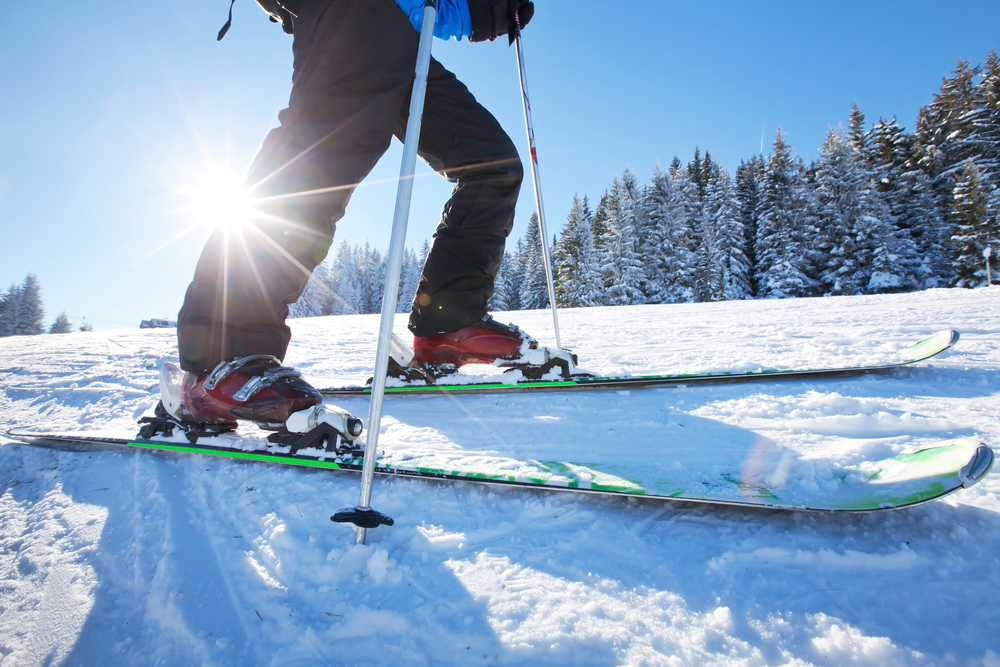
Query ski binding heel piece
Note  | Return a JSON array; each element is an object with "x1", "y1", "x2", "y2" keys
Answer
[
  {"x1": 330, "y1": 506, "x2": 394, "y2": 529},
  {"x1": 383, "y1": 356, "x2": 439, "y2": 384},
  {"x1": 371, "y1": 333, "x2": 438, "y2": 384},
  {"x1": 158, "y1": 362, "x2": 186, "y2": 419},
  {"x1": 389, "y1": 332, "x2": 414, "y2": 367}
]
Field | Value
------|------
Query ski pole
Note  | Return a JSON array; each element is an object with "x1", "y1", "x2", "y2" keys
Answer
[
  {"x1": 513, "y1": 23, "x2": 562, "y2": 349},
  {"x1": 332, "y1": 0, "x2": 437, "y2": 546}
]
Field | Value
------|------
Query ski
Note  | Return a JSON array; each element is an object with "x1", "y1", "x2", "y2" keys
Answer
[
  {"x1": 5, "y1": 426, "x2": 992, "y2": 512},
  {"x1": 321, "y1": 330, "x2": 960, "y2": 397}
]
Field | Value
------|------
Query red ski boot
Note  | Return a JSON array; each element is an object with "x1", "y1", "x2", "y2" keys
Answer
[
  {"x1": 163, "y1": 355, "x2": 321, "y2": 428},
  {"x1": 413, "y1": 315, "x2": 538, "y2": 368},
  {"x1": 411, "y1": 315, "x2": 583, "y2": 379},
  {"x1": 145, "y1": 356, "x2": 363, "y2": 447}
]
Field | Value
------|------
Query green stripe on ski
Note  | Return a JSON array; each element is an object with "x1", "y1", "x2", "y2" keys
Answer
[
  {"x1": 362, "y1": 456, "x2": 645, "y2": 493},
  {"x1": 380, "y1": 379, "x2": 579, "y2": 393},
  {"x1": 123, "y1": 440, "x2": 347, "y2": 470},
  {"x1": 121, "y1": 440, "x2": 646, "y2": 493}
]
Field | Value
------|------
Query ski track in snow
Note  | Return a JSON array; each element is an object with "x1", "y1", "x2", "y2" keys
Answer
[{"x1": 0, "y1": 287, "x2": 998, "y2": 666}]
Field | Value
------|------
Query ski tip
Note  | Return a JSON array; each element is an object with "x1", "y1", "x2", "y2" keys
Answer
[
  {"x1": 960, "y1": 443, "x2": 994, "y2": 488},
  {"x1": 926, "y1": 329, "x2": 960, "y2": 348},
  {"x1": 896, "y1": 330, "x2": 961, "y2": 364}
]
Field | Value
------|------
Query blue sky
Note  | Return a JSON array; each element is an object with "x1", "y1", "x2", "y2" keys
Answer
[{"x1": 1, "y1": 1, "x2": 998, "y2": 330}]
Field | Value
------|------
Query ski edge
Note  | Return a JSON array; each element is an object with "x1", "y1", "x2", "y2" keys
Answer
[
  {"x1": 4, "y1": 426, "x2": 988, "y2": 514},
  {"x1": 319, "y1": 330, "x2": 960, "y2": 396}
]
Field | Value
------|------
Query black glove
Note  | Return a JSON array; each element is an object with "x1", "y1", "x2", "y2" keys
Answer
[{"x1": 469, "y1": 0, "x2": 534, "y2": 44}]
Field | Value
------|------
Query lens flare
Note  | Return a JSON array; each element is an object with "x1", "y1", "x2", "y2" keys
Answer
[{"x1": 184, "y1": 171, "x2": 252, "y2": 231}]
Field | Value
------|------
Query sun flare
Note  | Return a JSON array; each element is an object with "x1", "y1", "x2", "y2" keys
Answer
[{"x1": 184, "y1": 171, "x2": 253, "y2": 231}]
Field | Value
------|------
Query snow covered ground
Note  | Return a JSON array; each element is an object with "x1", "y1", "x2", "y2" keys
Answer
[{"x1": 1, "y1": 287, "x2": 998, "y2": 666}]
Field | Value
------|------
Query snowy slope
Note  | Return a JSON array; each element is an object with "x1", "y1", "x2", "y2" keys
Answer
[{"x1": 1, "y1": 287, "x2": 998, "y2": 666}]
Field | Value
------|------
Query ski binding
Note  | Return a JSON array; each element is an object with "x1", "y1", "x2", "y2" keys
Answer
[{"x1": 380, "y1": 332, "x2": 592, "y2": 384}]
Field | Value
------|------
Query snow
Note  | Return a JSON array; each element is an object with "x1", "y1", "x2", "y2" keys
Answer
[{"x1": 1, "y1": 287, "x2": 999, "y2": 665}]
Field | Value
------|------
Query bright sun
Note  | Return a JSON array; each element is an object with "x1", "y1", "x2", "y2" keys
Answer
[{"x1": 184, "y1": 170, "x2": 253, "y2": 231}]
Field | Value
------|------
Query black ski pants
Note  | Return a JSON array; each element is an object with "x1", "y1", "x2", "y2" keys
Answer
[{"x1": 177, "y1": 0, "x2": 523, "y2": 373}]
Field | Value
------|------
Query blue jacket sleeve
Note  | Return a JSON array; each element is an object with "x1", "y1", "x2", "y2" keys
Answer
[{"x1": 395, "y1": 0, "x2": 471, "y2": 41}]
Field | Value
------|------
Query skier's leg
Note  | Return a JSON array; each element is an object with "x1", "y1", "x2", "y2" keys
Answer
[
  {"x1": 178, "y1": 0, "x2": 421, "y2": 373},
  {"x1": 402, "y1": 59, "x2": 524, "y2": 337},
  {"x1": 396, "y1": 66, "x2": 584, "y2": 375}
]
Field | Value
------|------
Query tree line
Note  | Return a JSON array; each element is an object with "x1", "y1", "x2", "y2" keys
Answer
[
  {"x1": 0, "y1": 273, "x2": 89, "y2": 337},
  {"x1": 494, "y1": 52, "x2": 1000, "y2": 309},
  {"x1": 294, "y1": 51, "x2": 999, "y2": 316},
  {"x1": 289, "y1": 241, "x2": 429, "y2": 317}
]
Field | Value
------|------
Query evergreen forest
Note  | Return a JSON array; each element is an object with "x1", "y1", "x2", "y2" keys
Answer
[
  {"x1": 0, "y1": 273, "x2": 85, "y2": 337},
  {"x1": 294, "y1": 53, "x2": 1000, "y2": 317}
]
